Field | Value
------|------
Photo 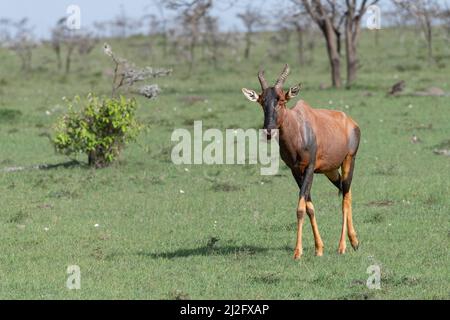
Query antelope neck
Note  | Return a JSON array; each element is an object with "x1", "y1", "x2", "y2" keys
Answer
[{"x1": 278, "y1": 106, "x2": 304, "y2": 144}]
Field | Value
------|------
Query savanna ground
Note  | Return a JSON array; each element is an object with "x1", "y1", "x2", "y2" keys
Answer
[{"x1": 0, "y1": 27, "x2": 449, "y2": 299}]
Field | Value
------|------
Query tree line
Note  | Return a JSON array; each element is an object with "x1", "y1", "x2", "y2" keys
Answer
[{"x1": 0, "y1": 0, "x2": 449, "y2": 88}]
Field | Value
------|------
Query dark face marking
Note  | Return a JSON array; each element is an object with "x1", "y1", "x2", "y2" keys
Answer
[{"x1": 261, "y1": 87, "x2": 280, "y2": 134}]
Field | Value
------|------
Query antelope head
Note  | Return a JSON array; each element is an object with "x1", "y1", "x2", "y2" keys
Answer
[{"x1": 241, "y1": 64, "x2": 301, "y2": 139}]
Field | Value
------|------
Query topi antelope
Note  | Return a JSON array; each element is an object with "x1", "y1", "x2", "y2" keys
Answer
[{"x1": 242, "y1": 64, "x2": 361, "y2": 259}]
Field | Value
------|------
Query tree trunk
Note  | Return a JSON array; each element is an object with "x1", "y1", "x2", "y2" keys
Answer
[
  {"x1": 426, "y1": 23, "x2": 433, "y2": 64},
  {"x1": 55, "y1": 45, "x2": 62, "y2": 71},
  {"x1": 321, "y1": 22, "x2": 342, "y2": 88},
  {"x1": 296, "y1": 26, "x2": 305, "y2": 65},
  {"x1": 65, "y1": 46, "x2": 75, "y2": 75},
  {"x1": 345, "y1": 40, "x2": 358, "y2": 88},
  {"x1": 345, "y1": 17, "x2": 359, "y2": 88},
  {"x1": 88, "y1": 148, "x2": 108, "y2": 168},
  {"x1": 244, "y1": 31, "x2": 251, "y2": 59}
]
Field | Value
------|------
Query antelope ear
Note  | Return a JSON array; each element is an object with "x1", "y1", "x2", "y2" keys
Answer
[
  {"x1": 242, "y1": 88, "x2": 259, "y2": 102},
  {"x1": 286, "y1": 83, "x2": 302, "y2": 100}
]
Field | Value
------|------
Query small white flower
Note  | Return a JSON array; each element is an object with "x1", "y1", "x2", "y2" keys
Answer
[
  {"x1": 45, "y1": 110, "x2": 51, "y2": 115},
  {"x1": 180, "y1": 190, "x2": 185, "y2": 194},
  {"x1": 260, "y1": 181, "x2": 264, "y2": 185},
  {"x1": 408, "y1": 104, "x2": 413, "y2": 109},
  {"x1": 44, "y1": 227, "x2": 49, "y2": 232},
  {"x1": 379, "y1": 119, "x2": 384, "y2": 123},
  {"x1": 184, "y1": 168, "x2": 189, "y2": 172},
  {"x1": 345, "y1": 105, "x2": 350, "y2": 109},
  {"x1": 328, "y1": 100, "x2": 333, "y2": 105},
  {"x1": 207, "y1": 108, "x2": 212, "y2": 112},
  {"x1": 94, "y1": 224, "x2": 100, "y2": 228}
]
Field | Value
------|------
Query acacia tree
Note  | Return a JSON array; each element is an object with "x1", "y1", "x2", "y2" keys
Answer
[
  {"x1": 278, "y1": 8, "x2": 314, "y2": 66},
  {"x1": 110, "y1": 5, "x2": 141, "y2": 38},
  {"x1": 299, "y1": 0, "x2": 378, "y2": 88},
  {"x1": 299, "y1": 0, "x2": 345, "y2": 87},
  {"x1": 50, "y1": 18, "x2": 97, "y2": 74},
  {"x1": 202, "y1": 15, "x2": 225, "y2": 68},
  {"x1": 237, "y1": 6, "x2": 264, "y2": 59},
  {"x1": 1, "y1": 18, "x2": 36, "y2": 73},
  {"x1": 392, "y1": 0, "x2": 441, "y2": 64},
  {"x1": 164, "y1": 0, "x2": 213, "y2": 73}
]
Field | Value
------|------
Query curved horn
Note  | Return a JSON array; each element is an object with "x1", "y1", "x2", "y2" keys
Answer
[
  {"x1": 275, "y1": 64, "x2": 290, "y2": 88},
  {"x1": 258, "y1": 70, "x2": 269, "y2": 91}
]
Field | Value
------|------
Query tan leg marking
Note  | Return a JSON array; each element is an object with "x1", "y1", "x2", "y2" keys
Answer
[
  {"x1": 338, "y1": 156, "x2": 351, "y2": 254},
  {"x1": 306, "y1": 201, "x2": 324, "y2": 256},
  {"x1": 294, "y1": 197, "x2": 306, "y2": 260},
  {"x1": 339, "y1": 155, "x2": 359, "y2": 254},
  {"x1": 338, "y1": 197, "x2": 348, "y2": 254},
  {"x1": 345, "y1": 190, "x2": 359, "y2": 250}
]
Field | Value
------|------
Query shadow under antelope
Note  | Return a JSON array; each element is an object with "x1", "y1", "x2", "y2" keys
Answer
[{"x1": 242, "y1": 64, "x2": 361, "y2": 260}]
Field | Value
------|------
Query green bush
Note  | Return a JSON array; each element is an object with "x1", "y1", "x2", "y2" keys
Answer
[{"x1": 53, "y1": 94, "x2": 142, "y2": 168}]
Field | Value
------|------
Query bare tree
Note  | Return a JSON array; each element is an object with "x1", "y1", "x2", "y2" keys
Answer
[
  {"x1": 299, "y1": 0, "x2": 346, "y2": 88},
  {"x1": 344, "y1": 0, "x2": 379, "y2": 88},
  {"x1": 103, "y1": 43, "x2": 172, "y2": 99},
  {"x1": 9, "y1": 18, "x2": 36, "y2": 72},
  {"x1": 299, "y1": 0, "x2": 378, "y2": 88},
  {"x1": 1, "y1": 18, "x2": 36, "y2": 73},
  {"x1": 392, "y1": 0, "x2": 441, "y2": 64},
  {"x1": 141, "y1": 13, "x2": 160, "y2": 58},
  {"x1": 110, "y1": 5, "x2": 142, "y2": 38},
  {"x1": 51, "y1": 18, "x2": 98, "y2": 74},
  {"x1": 237, "y1": 6, "x2": 264, "y2": 59},
  {"x1": 164, "y1": 0, "x2": 213, "y2": 73},
  {"x1": 50, "y1": 18, "x2": 65, "y2": 71},
  {"x1": 202, "y1": 15, "x2": 225, "y2": 68},
  {"x1": 278, "y1": 9, "x2": 314, "y2": 66}
]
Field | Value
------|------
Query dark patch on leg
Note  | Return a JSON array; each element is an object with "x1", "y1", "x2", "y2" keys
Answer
[
  {"x1": 348, "y1": 126, "x2": 361, "y2": 155},
  {"x1": 325, "y1": 170, "x2": 343, "y2": 195},
  {"x1": 342, "y1": 156, "x2": 356, "y2": 195}
]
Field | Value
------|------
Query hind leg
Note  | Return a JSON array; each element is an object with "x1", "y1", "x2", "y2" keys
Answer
[
  {"x1": 338, "y1": 155, "x2": 359, "y2": 254},
  {"x1": 306, "y1": 195, "x2": 324, "y2": 256},
  {"x1": 325, "y1": 169, "x2": 342, "y2": 192}
]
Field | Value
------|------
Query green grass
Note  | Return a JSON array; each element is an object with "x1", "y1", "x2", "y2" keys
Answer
[{"x1": 0, "y1": 28, "x2": 449, "y2": 299}]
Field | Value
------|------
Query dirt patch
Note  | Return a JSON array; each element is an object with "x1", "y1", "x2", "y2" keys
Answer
[
  {"x1": 365, "y1": 200, "x2": 394, "y2": 207},
  {"x1": 180, "y1": 95, "x2": 208, "y2": 105},
  {"x1": 252, "y1": 272, "x2": 281, "y2": 285},
  {"x1": 211, "y1": 181, "x2": 242, "y2": 192}
]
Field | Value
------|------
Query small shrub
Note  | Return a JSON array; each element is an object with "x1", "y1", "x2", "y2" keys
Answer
[{"x1": 52, "y1": 94, "x2": 142, "y2": 168}]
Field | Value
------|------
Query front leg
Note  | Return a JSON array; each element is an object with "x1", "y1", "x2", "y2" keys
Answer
[{"x1": 292, "y1": 164, "x2": 314, "y2": 260}]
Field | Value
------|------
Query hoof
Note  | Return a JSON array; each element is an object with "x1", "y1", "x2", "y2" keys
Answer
[
  {"x1": 351, "y1": 241, "x2": 359, "y2": 251},
  {"x1": 293, "y1": 249, "x2": 302, "y2": 260},
  {"x1": 338, "y1": 247, "x2": 346, "y2": 255},
  {"x1": 315, "y1": 248, "x2": 324, "y2": 257}
]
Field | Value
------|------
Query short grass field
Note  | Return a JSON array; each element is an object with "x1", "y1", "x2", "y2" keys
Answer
[{"x1": 0, "y1": 27, "x2": 449, "y2": 299}]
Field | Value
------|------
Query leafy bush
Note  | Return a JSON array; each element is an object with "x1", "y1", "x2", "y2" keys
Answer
[{"x1": 53, "y1": 94, "x2": 142, "y2": 168}]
